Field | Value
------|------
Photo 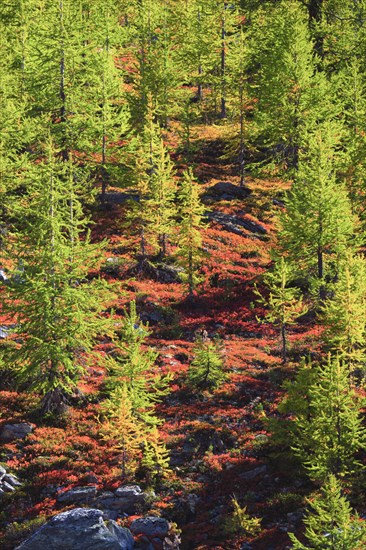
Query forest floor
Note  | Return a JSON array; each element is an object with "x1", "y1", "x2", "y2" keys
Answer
[{"x1": 0, "y1": 122, "x2": 321, "y2": 549}]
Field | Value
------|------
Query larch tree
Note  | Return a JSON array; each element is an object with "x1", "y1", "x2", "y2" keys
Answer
[
  {"x1": 226, "y1": 14, "x2": 250, "y2": 187},
  {"x1": 289, "y1": 474, "x2": 366, "y2": 549},
  {"x1": 279, "y1": 121, "x2": 357, "y2": 298},
  {"x1": 106, "y1": 301, "x2": 171, "y2": 426},
  {"x1": 249, "y1": 0, "x2": 330, "y2": 171},
  {"x1": 176, "y1": 168, "x2": 205, "y2": 298},
  {"x1": 188, "y1": 331, "x2": 226, "y2": 391},
  {"x1": 87, "y1": 0, "x2": 128, "y2": 202},
  {"x1": 1, "y1": 141, "x2": 108, "y2": 415},
  {"x1": 320, "y1": 252, "x2": 366, "y2": 370},
  {"x1": 255, "y1": 256, "x2": 306, "y2": 363},
  {"x1": 290, "y1": 355, "x2": 366, "y2": 482},
  {"x1": 127, "y1": 97, "x2": 176, "y2": 260}
]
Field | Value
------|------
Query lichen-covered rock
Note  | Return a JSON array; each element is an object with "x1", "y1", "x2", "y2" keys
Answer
[
  {"x1": 0, "y1": 423, "x2": 33, "y2": 442},
  {"x1": 112, "y1": 485, "x2": 146, "y2": 513},
  {"x1": 16, "y1": 508, "x2": 134, "y2": 550},
  {"x1": 130, "y1": 516, "x2": 169, "y2": 538},
  {"x1": 57, "y1": 485, "x2": 97, "y2": 504}
]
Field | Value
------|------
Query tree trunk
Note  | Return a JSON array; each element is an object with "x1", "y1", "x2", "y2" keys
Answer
[
  {"x1": 188, "y1": 248, "x2": 193, "y2": 297},
  {"x1": 307, "y1": 0, "x2": 324, "y2": 59},
  {"x1": 59, "y1": 0, "x2": 68, "y2": 162},
  {"x1": 239, "y1": 83, "x2": 245, "y2": 188},
  {"x1": 281, "y1": 323, "x2": 287, "y2": 363},
  {"x1": 220, "y1": 5, "x2": 227, "y2": 119}
]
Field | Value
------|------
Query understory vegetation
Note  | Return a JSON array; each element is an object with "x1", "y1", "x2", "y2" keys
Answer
[{"x1": 1, "y1": 1, "x2": 366, "y2": 549}]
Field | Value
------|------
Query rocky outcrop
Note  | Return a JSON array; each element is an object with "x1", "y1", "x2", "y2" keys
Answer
[
  {"x1": 55, "y1": 484, "x2": 148, "y2": 516},
  {"x1": 205, "y1": 211, "x2": 267, "y2": 237},
  {"x1": 130, "y1": 517, "x2": 170, "y2": 538},
  {"x1": 130, "y1": 517, "x2": 180, "y2": 550},
  {"x1": 0, "y1": 423, "x2": 33, "y2": 442},
  {"x1": 203, "y1": 181, "x2": 251, "y2": 202},
  {"x1": 96, "y1": 485, "x2": 147, "y2": 514},
  {"x1": 15, "y1": 508, "x2": 135, "y2": 550},
  {"x1": 57, "y1": 485, "x2": 97, "y2": 504}
]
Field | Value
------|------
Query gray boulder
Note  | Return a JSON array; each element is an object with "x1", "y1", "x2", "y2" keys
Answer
[
  {"x1": 0, "y1": 423, "x2": 33, "y2": 442},
  {"x1": 97, "y1": 485, "x2": 147, "y2": 514},
  {"x1": 57, "y1": 485, "x2": 97, "y2": 504},
  {"x1": 130, "y1": 516, "x2": 169, "y2": 538},
  {"x1": 16, "y1": 508, "x2": 134, "y2": 550},
  {"x1": 239, "y1": 465, "x2": 267, "y2": 481}
]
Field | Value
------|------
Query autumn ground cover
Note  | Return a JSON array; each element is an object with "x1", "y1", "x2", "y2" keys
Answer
[{"x1": 0, "y1": 123, "x2": 320, "y2": 549}]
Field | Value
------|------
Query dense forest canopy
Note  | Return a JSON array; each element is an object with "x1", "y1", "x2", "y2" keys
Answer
[{"x1": 1, "y1": 1, "x2": 366, "y2": 549}]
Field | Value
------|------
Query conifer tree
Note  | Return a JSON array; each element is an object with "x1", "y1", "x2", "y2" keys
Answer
[
  {"x1": 320, "y1": 252, "x2": 366, "y2": 369},
  {"x1": 335, "y1": 59, "x2": 366, "y2": 220},
  {"x1": 176, "y1": 168, "x2": 205, "y2": 297},
  {"x1": 279, "y1": 121, "x2": 356, "y2": 296},
  {"x1": 87, "y1": 0, "x2": 128, "y2": 202},
  {"x1": 255, "y1": 256, "x2": 306, "y2": 363},
  {"x1": 173, "y1": 0, "x2": 218, "y2": 105},
  {"x1": 106, "y1": 301, "x2": 171, "y2": 426},
  {"x1": 188, "y1": 331, "x2": 226, "y2": 390},
  {"x1": 249, "y1": 0, "x2": 330, "y2": 170},
  {"x1": 127, "y1": 0, "x2": 178, "y2": 127},
  {"x1": 146, "y1": 137, "x2": 176, "y2": 258},
  {"x1": 100, "y1": 384, "x2": 144, "y2": 477},
  {"x1": 140, "y1": 426, "x2": 171, "y2": 485},
  {"x1": 226, "y1": 17, "x2": 250, "y2": 187},
  {"x1": 289, "y1": 474, "x2": 366, "y2": 549},
  {"x1": 127, "y1": 97, "x2": 176, "y2": 259},
  {"x1": 1, "y1": 141, "x2": 108, "y2": 414},
  {"x1": 289, "y1": 356, "x2": 366, "y2": 482}
]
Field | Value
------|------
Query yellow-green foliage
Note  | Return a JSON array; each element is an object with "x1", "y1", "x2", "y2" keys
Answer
[{"x1": 224, "y1": 496, "x2": 261, "y2": 536}]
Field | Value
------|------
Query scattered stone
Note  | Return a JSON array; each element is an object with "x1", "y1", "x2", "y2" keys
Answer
[
  {"x1": 0, "y1": 423, "x2": 33, "y2": 442},
  {"x1": 101, "y1": 257, "x2": 123, "y2": 277},
  {"x1": 2, "y1": 481, "x2": 16, "y2": 492},
  {"x1": 0, "y1": 326, "x2": 9, "y2": 339},
  {"x1": 57, "y1": 486, "x2": 97, "y2": 504},
  {"x1": 16, "y1": 508, "x2": 134, "y2": 550},
  {"x1": 133, "y1": 261, "x2": 183, "y2": 284},
  {"x1": 0, "y1": 466, "x2": 21, "y2": 497},
  {"x1": 239, "y1": 465, "x2": 268, "y2": 481},
  {"x1": 112, "y1": 485, "x2": 146, "y2": 513},
  {"x1": 84, "y1": 473, "x2": 98, "y2": 484},
  {"x1": 3, "y1": 473, "x2": 22, "y2": 487},
  {"x1": 204, "y1": 181, "x2": 251, "y2": 202},
  {"x1": 130, "y1": 516, "x2": 170, "y2": 538},
  {"x1": 205, "y1": 211, "x2": 267, "y2": 237},
  {"x1": 287, "y1": 509, "x2": 304, "y2": 524},
  {"x1": 101, "y1": 191, "x2": 139, "y2": 204},
  {"x1": 95, "y1": 485, "x2": 148, "y2": 515}
]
